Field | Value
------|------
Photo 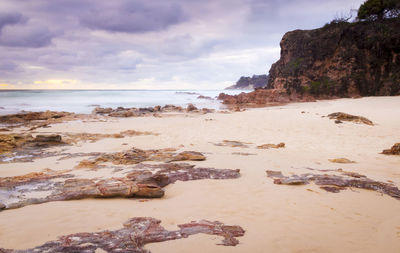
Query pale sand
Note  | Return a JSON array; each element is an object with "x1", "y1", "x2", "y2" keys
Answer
[{"x1": 0, "y1": 96, "x2": 400, "y2": 252}]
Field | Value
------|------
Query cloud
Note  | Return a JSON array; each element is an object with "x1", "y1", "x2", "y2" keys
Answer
[
  {"x1": 79, "y1": 1, "x2": 186, "y2": 33},
  {"x1": 0, "y1": 12, "x2": 26, "y2": 31}
]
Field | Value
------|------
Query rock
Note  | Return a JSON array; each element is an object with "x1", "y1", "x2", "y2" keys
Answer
[
  {"x1": 0, "y1": 202, "x2": 5, "y2": 210},
  {"x1": 268, "y1": 19, "x2": 400, "y2": 97},
  {"x1": 334, "y1": 120, "x2": 342, "y2": 124},
  {"x1": 0, "y1": 111, "x2": 73, "y2": 125},
  {"x1": 328, "y1": 158, "x2": 355, "y2": 164},
  {"x1": 186, "y1": 103, "x2": 198, "y2": 112},
  {"x1": 214, "y1": 140, "x2": 249, "y2": 148},
  {"x1": 33, "y1": 134, "x2": 62, "y2": 143},
  {"x1": 0, "y1": 161, "x2": 240, "y2": 210},
  {"x1": 381, "y1": 143, "x2": 400, "y2": 155},
  {"x1": 328, "y1": 112, "x2": 373, "y2": 125},
  {"x1": 257, "y1": 143, "x2": 285, "y2": 149},
  {"x1": 266, "y1": 170, "x2": 400, "y2": 200},
  {"x1": 225, "y1": 75, "x2": 269, "y2": 90},
  {"x1": 92, "y1": 107, "x2": 113, "y2": 114},
  {"x1": 0, "y1": 217, "x2": 245, "y2": 252},
  {"x1": 197, "y1": 95, "x2": 213, "y2": 100}
]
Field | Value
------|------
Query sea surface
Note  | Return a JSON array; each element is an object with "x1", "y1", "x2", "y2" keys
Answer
[{"x1": 0, "y1": 89, "x2": 246, "y2": 115}]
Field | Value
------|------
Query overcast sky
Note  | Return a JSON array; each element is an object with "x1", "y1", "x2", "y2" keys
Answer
[{"x1": 0, "y1": 0, "x2": 365, "y2": 89}]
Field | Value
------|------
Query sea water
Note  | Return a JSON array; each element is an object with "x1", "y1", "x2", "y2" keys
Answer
[{"x1": 0, "y1": 89, "x2": 247, "y2": 115}]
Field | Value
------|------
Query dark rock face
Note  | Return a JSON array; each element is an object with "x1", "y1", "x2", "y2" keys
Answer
[
  {"x1": 268, "y1": 19, "x2": 400, "y2": 96},
  {"x1": 0, "y1": 217, "x2": 245, "y2": 252},
  {"x1": 225, "y1": 75, "x2": 269, "y2": 90},
  {"x1": 266, "y1": 170, "x2": 400, "y2": 200}
]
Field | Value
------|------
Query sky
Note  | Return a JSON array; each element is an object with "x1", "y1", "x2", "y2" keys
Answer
[{"x1": 0, "y1": 0, "x2": 365, "y2": 90}]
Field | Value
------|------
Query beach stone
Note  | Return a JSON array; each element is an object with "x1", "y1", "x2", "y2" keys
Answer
[
  {"x1": 327, "y1": 112, "x2": 374, "y2": 125},
  {"x1": 33, "y1": 134, "x2": 62, "y2": 143},
  {"x1": 381, "y1": 143, "x2": 400, "y2": 155},
  {"x1": 328, "y1": 158, "x2": 355, "y2": 164},
  {"x1": 186, "y1": 103, "x2": 198, "y2": 112},
  {"x1": 257, "y1": 143, "x2": 285, "y2": 149}
]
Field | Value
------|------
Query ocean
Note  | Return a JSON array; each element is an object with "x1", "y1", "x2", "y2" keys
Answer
[{"x1": 0, "y1": 89, "x2": 246, "y2": 115}]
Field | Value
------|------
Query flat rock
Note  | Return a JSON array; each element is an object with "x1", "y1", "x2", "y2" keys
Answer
[
  {"x1": 0, "y1": 217, "x2": 245, "y2": 252},
  {"x1": 328, "y1": 158, "x2": 355, "y2": 164},
  {"x1": 0, "y1": 162, "x2": 240, "y2": 210},
  {"x1": 257, "y1": 143, "x2": 285, "y2": 149},
  {"x1": 266, "y1": 170, "x2": 400, "y2": 200},
  {"x1": 381, "y1": 143, "x2": 400, "y2": 155},
  {"x1": 327, "y1": 112, "x2": 374, "y2": 125}
]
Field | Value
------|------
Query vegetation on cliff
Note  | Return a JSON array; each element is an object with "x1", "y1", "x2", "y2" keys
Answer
[{"x1": 225, "y1": 75, "x2": 269, "y2": 90}]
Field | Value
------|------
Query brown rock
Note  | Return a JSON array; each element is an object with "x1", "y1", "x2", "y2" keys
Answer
[
  {"x1": 266, "y1": 170, "x2": 400, "y2": 200},
  {"x1": 257, "y1": 143, "x2": 285, "y2": 149},
  {"x1": 327, "y1": 112, "x2": 373, "y2": 125},
  {"x1": 186, "y1": 103, "x2": 198, "y2": 112},
  {"x1": 0, "y1": 217, "x2": 245, "y2": 252},
  {"x1": 328, "y1": 158, "x2": 355, "y2": 164},
  {"x1": 381, "y1": 143, "x2": 400, "y2": 155}
]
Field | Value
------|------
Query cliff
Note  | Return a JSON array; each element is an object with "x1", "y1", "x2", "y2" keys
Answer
[
  {"x1": 268, "y1": 18, "x2": 400, "y2": 96},
  {"x1": 225, "y1": 74, "x2": 269, "y2": 90}
]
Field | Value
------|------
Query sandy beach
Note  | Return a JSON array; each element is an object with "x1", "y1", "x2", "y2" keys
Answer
[{"x1": 1, "y1": 96, "x2": 400, "y2": 252}]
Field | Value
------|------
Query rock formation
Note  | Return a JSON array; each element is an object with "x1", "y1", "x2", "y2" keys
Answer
[
  {"x1": 0, "y1": 217, "x2": 245, "y2": 252},
  {"x1": 0, "y1": 163, "x2": 240, "y2": 210},
  {"x1": 327, "y1": 112, "x2": 374, "y2": 125},
  {"x1": 268, "y1": 18, "x2": 400, "y2": 96},
  {"x1": 225, "y1": 75, "x2": 269, "y2": 90},
  {"x1": 266, "y1": 170, "x2": 400, "y2": 199},
  {"x1": 381, "y1": 143, "x2": 400, "y2": 155}
]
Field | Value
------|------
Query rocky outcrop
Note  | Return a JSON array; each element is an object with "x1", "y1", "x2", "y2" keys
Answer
[
  {"x1": 75, "y1": 148, "x2": 206, "y2": 168},
  {"x1": 266, "y1": 170, "x2": 400, "y2": 199},
  {"x1": 0, "y1": 134, "x2": 64, "y2": 155},
  {"x1": 225, "y1": 75, "x2": 269, "y2": 90},
  {"x1": 381, "y1": 143, "x2": 400, "y2": 155},
  {"x1": 93, "y1": 104, "x2": 214, "y2": 117},
  {"x1": 218, "y1": 88, "x2": 315, "y2": 106},
  {"x1": 0, "y1": 163, "x2": 240, "y2": 210},
  {"x1": 327, "y1": 112, "x2": 374, "y2": 125},
  {"x1": 268, "y1": 19, "x2": 400, "y2": 96},
  {"x1": 0, "y1": 111, "x2": 77, "y2": 129},
  {"x1": 0, "y1": 217, "x2": 245, "y2": 252}
]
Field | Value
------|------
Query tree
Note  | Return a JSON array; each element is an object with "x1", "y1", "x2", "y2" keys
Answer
[{"x1": 357, "y1": 0, "x2": 400, "y2": 20}]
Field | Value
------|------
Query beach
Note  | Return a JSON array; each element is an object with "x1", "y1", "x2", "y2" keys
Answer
[{"x1": 1, "y1": 96, "x2": 400, "y2": 252}]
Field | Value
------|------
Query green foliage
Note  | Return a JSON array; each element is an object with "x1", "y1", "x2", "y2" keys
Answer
[
  {"x1": 357, "y1": 0, "x2": 400, "y2": 20},
  {"x1": 306, "y1": 77, "x2": 338, "y2": 95}
]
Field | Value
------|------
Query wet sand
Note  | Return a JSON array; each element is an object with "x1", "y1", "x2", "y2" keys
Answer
[{"x1": 1, "y1": 96, "x2": 400, "y2": 252}]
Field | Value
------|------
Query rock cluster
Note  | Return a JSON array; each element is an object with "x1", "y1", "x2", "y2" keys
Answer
[
  {"x1": 0, "y1": 162, "x2": 240, "y2": 210},
  {"x1": 218, "y1": 88, "x2": 315, "y2": 106},
  {"x1": 327, "y1": 112, "x2": 374, "y2": 125},
  {"x1": 257, "y1": 143, "x2": 285, "y2": 149},
  {"x1": 93, "y1": 104, "x2": 214, "y2": 117},
  {"x1": 266, "y1": 170, "x2": 400, "y2": 199},
  {"x1": 0, "y1": 111, "x2": 77, "y2": 129},
  {"x1": 0, "y1": 217, "x2": 245, "y2": 252}
]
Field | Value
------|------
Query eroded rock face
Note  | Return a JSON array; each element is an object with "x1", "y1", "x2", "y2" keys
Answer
[
  {"x1": 0, "y1": 163, "x2": 240, "y2": 210},
  {"x1": 268, "y1": 19, "x2": 400, "y2": 97},
  {"x1": 381, "y1": 143, "x2": 400, "y2": 155},
  {"x1": 266, "y1": 170, "x2": 400, "y2": 199},
  {"x1": 0, "y1": 217, "x2": 245, "y2": 252},
  {"x1": 327, "y1": 112, "x2": 374, "y2": 125}
]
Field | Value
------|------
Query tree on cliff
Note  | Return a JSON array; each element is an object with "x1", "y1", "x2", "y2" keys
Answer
[{"x1": 357, "y1": 0, "x2": 400, "y2": 20}]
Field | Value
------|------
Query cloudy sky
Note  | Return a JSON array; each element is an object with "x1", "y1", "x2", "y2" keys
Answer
[{"x1": 0, "y1": 0, "x2": 364, "y2": 90}]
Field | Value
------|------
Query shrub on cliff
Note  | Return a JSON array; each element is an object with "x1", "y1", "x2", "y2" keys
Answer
[{"x1": 357, "y1": 0, "x2": 400, "y2": 20}]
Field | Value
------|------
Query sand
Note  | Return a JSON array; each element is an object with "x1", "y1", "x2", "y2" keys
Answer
[{"x1": 0, "y1": 96, "x2": 400, "y2": 252}]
